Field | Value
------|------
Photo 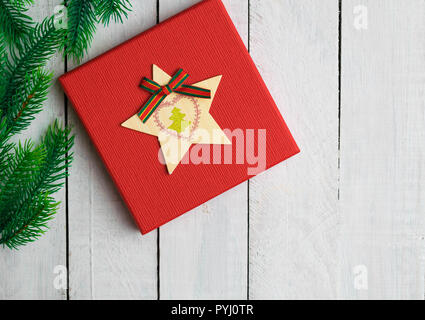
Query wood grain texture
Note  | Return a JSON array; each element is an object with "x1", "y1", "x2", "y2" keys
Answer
[
  {"x1": 67, "y1": 1, "x2": 158, "y2": 299},
  {"x1": 4, "y1": 0, "x2": 425, "y2": 300},
  {"x1": 158, "y1": 0, "x2": 249, "y2": 300},
  {"x1": 249, "y1": 0, "x2": 339, "y2": 299},
  {"x1": 339, "y1": 0, "x2": 425, "y2": 299},
  {"x1": 0, "y1": 0, "x2": 67, "y2": 300}
]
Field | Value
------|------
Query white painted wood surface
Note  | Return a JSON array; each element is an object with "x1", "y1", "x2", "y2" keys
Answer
[
  {"x1": 339, "y1": 0, "x2": 425, "y2": 299},
  {"x1": 158, "y1": 0, "x2": 248, "y2": 300},
  {"x1": 1, "y1": 0, "x2": 424, "y2": 300},
  {"x1": 249, "y1": 0, "x2": 339, "y2": 299}
]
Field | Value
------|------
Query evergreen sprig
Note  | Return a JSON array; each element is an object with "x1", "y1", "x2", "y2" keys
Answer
[
  {"x1": 0, "y1": 0, "x2": 132, "y2": 249},
  {"x1": 95, "y1": 0, "x2": 132, "y2": 25},
  {"x1": 0, "y1": 116, "x2": 14, "y2": 183},
  {"x1": 64, "y1": 0, "x2": 132, "y2": 63},
  {"x1": 5, "y1": 69, "x2": 53, "y2": 136},
  {"x1": 0, "y1": 17, "x2": 64, "y2": 120},
  {"x1": 0, "y1": 34, "x2": 6, "y2": 98},
  {"x1": 0, "y1": 0, "x2": 33, "y2": 46},
  {"x1": 64, "y1": 0, "x2": 97, "y2": 63},
  {"x1": 0, "y1": 141, "x2": 45, "y2": 231},
  {"x1": 0, "y1": 122, "x2": 74, "y2": 249},
  {"x1": 0, "y1": 11, "x2": 72, "y2": 249},
  {"x1": 1, "y1": 193, "x2": 59, "y2": 249},
  {"x1": 0, "y1": 33, "x2": 5, "y2": 58},
  {"x1": 11, "y1": 0, "x2": 34, "y2": 7},
  {"x1": 37, "y1": 121, "x2": 74, "y2": 195},
  {"x1": 0, "y1": 32, "x2": 6, "y2": 78}
]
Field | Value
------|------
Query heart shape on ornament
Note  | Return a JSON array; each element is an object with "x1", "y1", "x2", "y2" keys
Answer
[{"x1": 153, "y1": 94, "x2": 201, "y2": 140}]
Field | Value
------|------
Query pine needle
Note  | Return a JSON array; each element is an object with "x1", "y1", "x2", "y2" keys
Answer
[
  {"x1": 95, "y1": 0, "x2": 132, "y2": 26},
  {"x1": 0, "y1": 0, "x2": 33, "y2": 46},
  {"x1": 64, "y1": 0, "x2": 97, "y2": 63}
]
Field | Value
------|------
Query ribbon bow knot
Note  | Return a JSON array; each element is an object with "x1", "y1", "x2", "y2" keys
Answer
[{"x1": 137, "y1": 68, "x2": 211, "y2": 123}]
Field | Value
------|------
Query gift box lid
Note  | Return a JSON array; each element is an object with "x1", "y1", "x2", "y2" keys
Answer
[{"x1": 60, "y1": 0, "x2": 300, "y2": 234}]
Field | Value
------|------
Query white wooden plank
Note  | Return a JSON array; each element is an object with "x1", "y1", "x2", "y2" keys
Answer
[
  {"x1": 339, "y1": 0, "x2": 425, "y2": 299},
  {"x1": 159, "y1": 0, "x2": 249, "y2": 300},
  {"x1": 0, "y1": 0, "x2": 67, "y2": 299},
  {"x1": 67, "y1": 1, "x2": 158, "y2": 299},
  {"x1": 249, "y1": 0, "x2": 339, "y2": 299}
]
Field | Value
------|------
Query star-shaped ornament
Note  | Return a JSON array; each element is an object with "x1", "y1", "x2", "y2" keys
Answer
[{"x1": 122, "y1": 65, "x2": 231, "y2": 174}]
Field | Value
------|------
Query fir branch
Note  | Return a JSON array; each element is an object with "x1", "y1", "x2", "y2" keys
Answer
[
  {"x1": 0, "y1": 34, "x2": 6, "y2": 99},
  {"x1": 0, "y1": 121, "x2": 74, "y2": 249},
  {"x1": 37, "y1": 120, "x2": 74, "y2": 195},
  {"x1": 64, "y1": 0, "x2": 97, "y2": 63},
  {"x1": 0, "y1": 32, "x2": 5, "y2": 58},
  {"x1": 11, "y1": 0, "x2": 34, "y2": 7},
  {"x1": 0, "y1": 17, "x2": 64, "y2": 118},
  {"x1": 0, "y1": 0, "x2": 33, "y2": 46},
  {"x1": 0, "y1": 193, "x2": 58, "y2": 249},
  {"x1": 0, "y1": 140, "x2": 45, "y2": 230},
  {"x1": 0, "y1": 112, "x2": 10, "y2": 149},
  {"x1": 0, "y1": 115, "x2": 14, "y2": 183},
  {"x1": 95, "y1": 0, "x2": 131, "y2": 26},
  {"x1": 4, "y1": 69, "x2": 53, "y2": 136}
]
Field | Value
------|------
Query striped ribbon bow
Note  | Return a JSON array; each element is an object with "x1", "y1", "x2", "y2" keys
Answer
[{"x1": 137, "y1": 68, "x2": 211, "y2": 123}]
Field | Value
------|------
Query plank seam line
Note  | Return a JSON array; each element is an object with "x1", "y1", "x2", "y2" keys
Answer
[
  {"x1": 156, "y1": 0, "x2": 161, "y2": 301},
  {"x1": 338, "y1": 0, "x2": 342, "y2": 201},
  {"x1": 64, "y1": 50, "x2": 70, "y2": 301},
  {"x1": 64, "y1": 0, "x2": 70, "y2": 300},
  {"x1": 247, "y1": 0, "x2": 251, "y2": 301}
]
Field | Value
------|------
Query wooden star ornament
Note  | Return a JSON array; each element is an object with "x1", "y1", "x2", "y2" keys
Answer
[{"x1": 121, "y1": 65, "x2": 231, "y2": 174}]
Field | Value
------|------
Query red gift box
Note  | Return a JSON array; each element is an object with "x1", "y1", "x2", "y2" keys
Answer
[{"x1": 60, "y1": 0, "x2": 300, "y2": 234}]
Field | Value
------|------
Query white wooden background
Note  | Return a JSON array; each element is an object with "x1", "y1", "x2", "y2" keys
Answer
[{"x1": 1, "y1": 0, "x2": 424, "y2": 300}]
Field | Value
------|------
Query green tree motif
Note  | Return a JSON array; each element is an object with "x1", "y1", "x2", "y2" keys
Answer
[{"x1": 168, "y1": 107, "x2": 191, "y2": 133}]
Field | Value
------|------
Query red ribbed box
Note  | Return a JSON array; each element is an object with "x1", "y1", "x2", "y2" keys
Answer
[{"x1": 60, "y1": 0, "x2": 299, "y2": 234}]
